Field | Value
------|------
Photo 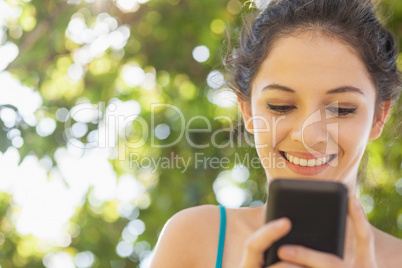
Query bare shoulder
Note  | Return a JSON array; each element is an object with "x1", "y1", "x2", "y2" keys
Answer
[
  {"x1": 150, "y1": 205, "x2": 221, "y2": 268},
  {"x1": 373, "y1": 227, "x2": 402, "y2": 267},
  {"x1": 383, "y1": 236, "x2": 402, "y2": 267},
  {"x1": 385, "y1": 231, "x2": 402, "y2": 254}
]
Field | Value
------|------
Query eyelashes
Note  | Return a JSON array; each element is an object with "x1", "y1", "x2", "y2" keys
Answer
[
  {"x1": 326, "y1": 107, "x2": 357, "y2": 116},
  {"x1": 267, "y1": 104, "x2": 357, "y2": 117},
  {"x1": 267, "y1": 104, "x2": 296, "y2": 113}
]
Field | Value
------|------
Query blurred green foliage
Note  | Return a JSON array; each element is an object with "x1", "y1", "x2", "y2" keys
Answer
[{"x1": 0, "y1": 0, "x2": 400, "y2": 267}]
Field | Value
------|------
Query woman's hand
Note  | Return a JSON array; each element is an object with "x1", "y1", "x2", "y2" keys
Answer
[
  {"x1": 239, "y1": 217, "x2": 292, "y2": 268},
  {"x1": 274, "y1": 196, "x2": 378, "y2": 268}
]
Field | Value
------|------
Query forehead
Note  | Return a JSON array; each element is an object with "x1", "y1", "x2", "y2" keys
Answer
[{"x1": 252, "y1": 32, "x2": 375, "y2": 95}]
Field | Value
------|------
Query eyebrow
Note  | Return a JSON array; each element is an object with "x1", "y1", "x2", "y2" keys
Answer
[{"x1": 261, "y1": 84, "x2": 365, "y2": 95}]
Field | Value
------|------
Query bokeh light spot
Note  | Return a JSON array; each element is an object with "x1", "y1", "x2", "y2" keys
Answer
[
  {"x1": 227, "y1": 0, "x2": 242, "y2": 15},
  {"x1": 43, "y1": 251, "x2": 75, "y2": 268},
  {"x1": 56, "y1": 107, "x2": 69, "y2": 122},
  {"x1": 0, "y1": 107, "x2": 18, "y2": 128},
  {"x1": 397, "y1": 213, "x2": 402, "y2": 230},
  {"x1": 116, "y1": 0, "x2": 140, "y2": 12},
  {"x1": 75, "y1": 251, "x2": 95, "y2": 268},
  {"x1": 67, "y1": 63, "x2": 84, "y2": 82},
  {"x1": 12, "y1": 136, "x2": 24, "y2": 148},
  {"x1": 155, "y1": 124, "x2": 170, "y2": 140},
  {"x1": 116, "y1": 241, "x2": 134, "y2": 257},
  {"x1": 128, "y1": 219, "x2": 146, "y2": 236},
  {"x1": 0, "y1": 72, "x2": 43, "y2": 125},
  {"x1": 71, "y1": 122, "x2": 88, "y2": 138},
  {"x1": 395, "y1": 178, "x2": 402, "y2": 196},
  {"x1": 207, "y1": 70, "x2": 224, "y2": 89},
  {"x1": 210, "y1": 19, "x2": 225, "y2": 34},
  {"x1": 207, "y1": 89, "x2": 237, "y2": 107},
  {"x1": 192, "y1": 45, "x2": 210, "y2": 63},
  {"x1": 0, "y1": 42, "x2": 19, "y2": 71},
  {"x1": 213, "y1": 171, "x2": 249, "y2": 208},
  {"x1": 36, "y1": 118, "x2": 57, "y2": 137},
  {"x1": 122, "y1": 64, "x2": 145, "y2": 87},
  {"x1": 70, "y1": 103, "x2": 99, "y2": 123},
  {"x1": 232, "y1": 164, "x2": 250, "y2": 183},
  {"x1": 360, "y1": 194, "x2": 374, "y2": 214}
]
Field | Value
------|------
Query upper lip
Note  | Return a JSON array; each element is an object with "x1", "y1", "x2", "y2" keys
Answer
[{"x1": 279, "y1": 151, "x2": 336, "y2": 159}]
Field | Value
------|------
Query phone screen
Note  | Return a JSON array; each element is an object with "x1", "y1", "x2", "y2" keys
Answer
[{"x1": 264, "y1": 179, "x2": 348, "y2": 265}]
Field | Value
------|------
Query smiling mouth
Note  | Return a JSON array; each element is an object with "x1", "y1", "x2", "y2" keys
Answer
[{"x1": 280, "y1": 151, "x2": 337, "y2": 167}]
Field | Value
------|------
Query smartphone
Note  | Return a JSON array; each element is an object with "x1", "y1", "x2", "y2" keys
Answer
[{"x1": 264, "y1": 178, "x2": 348, "y2": 266}]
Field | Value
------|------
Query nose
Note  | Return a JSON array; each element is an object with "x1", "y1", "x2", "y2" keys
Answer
[{"x1": 290, "y1": 108, "x2": 328, "y2": 151}]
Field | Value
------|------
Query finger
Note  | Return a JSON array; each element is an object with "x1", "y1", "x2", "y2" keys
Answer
[
  {"x1": 342, "y1": 215, "x2": 356, "y2": 264},
  {"x1": 349, "y1": 196, "x2": 376, "y2": 265},
  {"x1": 240, "y1": 218, "x2": 291, "y2": 267},
  {"x1": 277, "y1": 245, "x2": 342, "y2": 268},
  {"x1": 267, "y1": 261, "x2": 303, "y2": 268}
]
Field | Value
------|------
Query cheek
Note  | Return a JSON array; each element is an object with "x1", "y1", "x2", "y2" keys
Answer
[
  {"x1": 252, "y1": 120, "x2": 273, "y2": 150},
  {"x1": 338, "y1": 115, "x2": 373, "y2": 158},
  {"x1": 252, "y1": 114, "x2": 292, "y2": 149},
  {"x1": 251, "y1": 105, "x2": 271, "y2": 146}
]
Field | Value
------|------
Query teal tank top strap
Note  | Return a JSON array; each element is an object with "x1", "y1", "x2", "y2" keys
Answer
[{"x1": 215, "y1": 205, "x2": 226, "y2": 268}]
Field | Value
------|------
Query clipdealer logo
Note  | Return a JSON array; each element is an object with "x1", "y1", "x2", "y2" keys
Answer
[
  {"x1": 63, "y1": 101, "x2": 339, "y2": 168},
  {"x1": 128, "y1": 152, "x2": 285, "y2": 174}
]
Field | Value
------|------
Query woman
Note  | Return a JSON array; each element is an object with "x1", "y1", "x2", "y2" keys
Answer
[{"x1": 150, "y1": 0, "x2": 402, "y2": 267}]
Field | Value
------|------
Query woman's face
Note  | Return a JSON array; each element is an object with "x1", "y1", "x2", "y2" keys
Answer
[{"x1": 239, "y1": 32, "x2": 389, "y2": 191}]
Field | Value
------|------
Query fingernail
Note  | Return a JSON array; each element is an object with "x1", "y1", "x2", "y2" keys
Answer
[
  {"x1": 281, "y1": 246, "x2": 294, "y2": 256},
  {"x1": 272, "y1": 218, "x2": 286, "y2": 228}
]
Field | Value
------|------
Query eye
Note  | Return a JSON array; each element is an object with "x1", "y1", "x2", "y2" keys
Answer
[
  {"x1": 326, "y1": 107, "x2": 357, "y2": 117},
  {"x1": 267, "y1": 104, "x2": 296, "y2": 114}
]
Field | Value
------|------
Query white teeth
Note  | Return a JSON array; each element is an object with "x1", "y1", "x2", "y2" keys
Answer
[
  {"x1": 284, "y1": 152, "x2": 333, "y2": 167},
  {"x1": 289, "y1": 154, "x2": 294, "y2": 162},
  {"x1": 299, "y1": 159, "x2": 307, "y2": 166}
]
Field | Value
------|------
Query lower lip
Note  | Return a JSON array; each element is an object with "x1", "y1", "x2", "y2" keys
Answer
[{"x1": 281, "y1": 153, "x2": 335, "y2": 176}]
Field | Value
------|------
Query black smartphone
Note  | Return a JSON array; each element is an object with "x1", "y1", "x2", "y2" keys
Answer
[{"x1": 264, "y1": 178, "x2": 348, "y2": 266}]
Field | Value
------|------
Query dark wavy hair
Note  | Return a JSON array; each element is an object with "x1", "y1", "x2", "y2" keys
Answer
[{"x1": 224, "y1": 0, "x2": 401, "y2": 110}]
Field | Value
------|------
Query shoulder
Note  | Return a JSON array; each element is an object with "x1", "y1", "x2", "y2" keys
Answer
[
  {"x1": 385, "y1": 233, "x2": 402, "y2": 263},
  {"x1": 150, "y1": 205, "x2": 221, "y2": 268},
  {"x1": 383, "y1": 236, "x2": 402, "y2": 267},
  {"x1": 373, "y1": 227, "x2": 402, "y2": 267},
  {"x1": 163, "y1": 204, "x2": 222, "y2": 235},
  {"x1": 171, "y1": 204, "x2": 221, "y2": 223}
]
